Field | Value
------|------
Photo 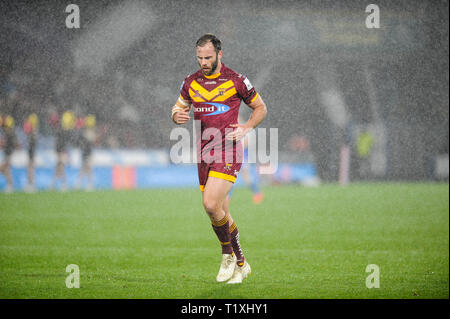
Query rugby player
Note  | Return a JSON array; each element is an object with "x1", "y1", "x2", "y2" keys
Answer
[{"x1": 171, "y1": 34, "x2": 267, "y2": 284}]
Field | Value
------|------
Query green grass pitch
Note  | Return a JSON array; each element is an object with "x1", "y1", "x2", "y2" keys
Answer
[{"x1": 0, "y1": 183, "x2": 448, "y2": 299}]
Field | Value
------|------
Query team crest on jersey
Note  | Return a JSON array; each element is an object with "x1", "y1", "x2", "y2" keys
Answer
[
  {"x1": 218, "y1": 88, "x2": 226, "y2": 96},
  {"x1": 224, "y1": 163, "x2": 232, "y2": 171},
  {"x1": 191, "y1": 90, "x2": 203, "y2": 98}
]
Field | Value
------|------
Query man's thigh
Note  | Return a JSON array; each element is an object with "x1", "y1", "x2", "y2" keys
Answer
[{"x1": 203, "y1": 176, "x2": 234, "y2": 204}]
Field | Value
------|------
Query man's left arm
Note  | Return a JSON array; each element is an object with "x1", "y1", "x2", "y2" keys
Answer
[{"x1": 226, "y1": 95, "x2": 267, "y2": 141}]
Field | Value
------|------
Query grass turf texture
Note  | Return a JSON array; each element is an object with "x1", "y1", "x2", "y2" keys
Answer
[{"x1": 0, "y1": 183, "x2": 448, "y2": 299}]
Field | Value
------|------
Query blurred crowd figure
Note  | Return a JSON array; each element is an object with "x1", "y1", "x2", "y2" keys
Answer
[
  {"x1": 0, "y1": 114, "x2": 16, "y2": 193},
  {"x1": 23, "y1": 113, "x2": 38, "y2": 192},
  {"x1": 0, "y1": 108, "x2": 97, "y2": 193},
  {"x1": 48, "y1": 110, "x2": 96, "y2": 191},
  {"x1": 228, "y1": 116, "x2": 264, "y2": 204},
  {"x1": 228, "y1": 133, "x2": 264, "y2": 204}
]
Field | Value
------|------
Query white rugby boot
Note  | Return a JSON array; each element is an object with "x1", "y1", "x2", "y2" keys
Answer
[
  {"x1": 216, "y1": 253, "x2": 236, "y2": 282},
  {"x1": 227, "y1": 261, "x2": 251, "y2": 284}
]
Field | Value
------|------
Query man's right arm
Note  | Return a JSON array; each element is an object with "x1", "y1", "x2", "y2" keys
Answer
[{"x1": 171, "y1": 96, "x2": 191, "y2": 125}]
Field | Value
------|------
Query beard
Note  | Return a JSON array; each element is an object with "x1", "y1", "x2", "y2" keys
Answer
[{"x1": 200, "y1": 53, "x2": 219, "y2": 76}]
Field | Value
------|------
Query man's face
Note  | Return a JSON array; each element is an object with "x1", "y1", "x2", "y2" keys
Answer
[{"x1": 196, "y1": 42, "x2": 222, "y2": 76}]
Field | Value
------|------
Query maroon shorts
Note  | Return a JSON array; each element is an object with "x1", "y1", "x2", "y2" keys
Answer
[
  {"x1": 198, "y1": 161, "x2": 242, "y2": 192},
  {"x1": 197, "y1": 144, "x2": 243, "y2": 192}
]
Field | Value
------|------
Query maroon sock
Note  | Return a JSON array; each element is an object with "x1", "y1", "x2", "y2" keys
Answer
[
  {"x1": 211, "y1": 215, "x2": 233, "y2": 255},
  {"x1": 229, "y1": 222, "x2": 245, "y2": 266}
]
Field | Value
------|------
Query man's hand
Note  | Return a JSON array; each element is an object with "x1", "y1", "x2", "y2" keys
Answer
[
  {"x1": 225, "y1": 124, "x2": 252, "y2": 141},
  {"x1": 173, "y1": 108, "x2": 190, "y2": 125},
  {"x1": 226, "y1": 94, "x2": 267, "y2": 140}
]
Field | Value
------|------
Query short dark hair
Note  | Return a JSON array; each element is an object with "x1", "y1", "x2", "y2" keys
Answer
[{"x1": 196, "y1": 34, "x2": 222, "y2": 53}]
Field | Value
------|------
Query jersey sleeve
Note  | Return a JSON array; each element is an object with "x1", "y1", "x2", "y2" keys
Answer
[
  {"x1": 179, "y1": 78, "x2": 192, "y2": 103},
  {"x1": 235, "y1": 75, "x2": 258, "y2": 105}
]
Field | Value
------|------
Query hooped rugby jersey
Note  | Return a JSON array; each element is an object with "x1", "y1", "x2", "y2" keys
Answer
[{"x1": 179, "y1": 63, "x2": 259, "y2": 160}]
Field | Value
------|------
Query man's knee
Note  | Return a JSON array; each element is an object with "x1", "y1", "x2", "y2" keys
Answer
[{"x1": 203, "y1": 197, "x2": 222, "y2": 215}]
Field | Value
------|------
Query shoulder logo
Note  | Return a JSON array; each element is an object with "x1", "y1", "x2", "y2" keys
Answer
[{"x1": 243, "y1": 77, "x2": 253, "y2": 91}]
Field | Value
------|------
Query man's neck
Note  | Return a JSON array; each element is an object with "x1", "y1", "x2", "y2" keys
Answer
[
  {"x1": 213, "y1": 61, "x2": 222, "y2": 75},
  {"x1": 205, "y1": 62, "x2": 222, "y2": 77}
]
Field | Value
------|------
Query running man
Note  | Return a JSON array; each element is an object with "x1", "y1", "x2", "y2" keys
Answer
[{"x1": 171, "y1": 34, "x2": 267, "y2": 283}]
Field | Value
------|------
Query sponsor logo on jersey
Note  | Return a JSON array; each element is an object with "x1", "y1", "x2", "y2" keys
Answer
[{"x1": 194, "y1": 102, "x2": 230, "y2": 116}]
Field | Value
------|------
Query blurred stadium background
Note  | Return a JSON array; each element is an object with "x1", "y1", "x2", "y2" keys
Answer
[{"x1": 1, "y1": 0, "x2": 448, "y2": 191}]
